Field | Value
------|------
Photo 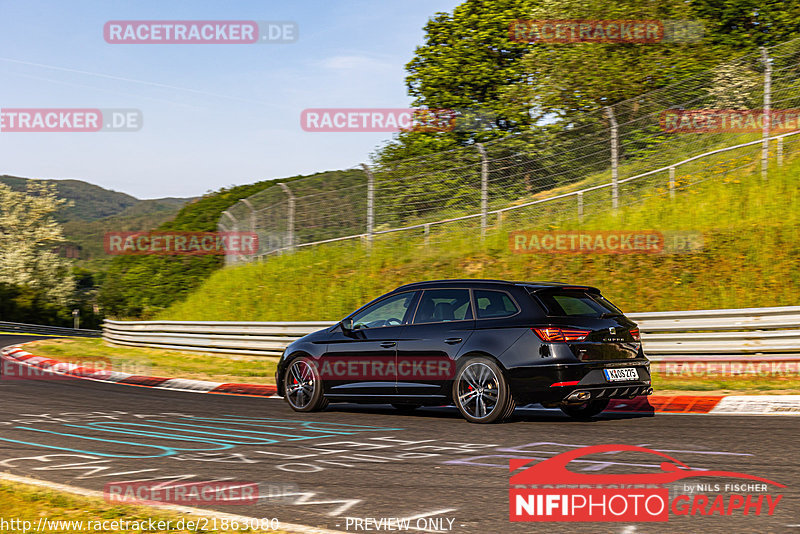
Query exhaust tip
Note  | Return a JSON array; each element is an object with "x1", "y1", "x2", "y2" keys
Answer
[{"x1": 566, "y1": 390, "x2": 591, "y2": 402}]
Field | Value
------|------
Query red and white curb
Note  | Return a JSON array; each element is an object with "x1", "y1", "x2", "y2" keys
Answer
[
  {"x1": 603, "y1": 394, "x2": 800, "y2": 415},
  {"x1": 0, "y1": 344, "x2": 279, "y2": 398},
  {"x1": 3, "y1": 344, "x2": 800, "y2": 415}
]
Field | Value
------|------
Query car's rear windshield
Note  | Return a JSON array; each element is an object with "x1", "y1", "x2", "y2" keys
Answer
[{"x1": 531, "y1": 289, "x2": 624, "y2": 318}]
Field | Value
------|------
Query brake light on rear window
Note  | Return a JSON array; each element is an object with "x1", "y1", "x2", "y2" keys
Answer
[
  {"x1": 630, "y1": 327, "x2": 641, "y2": 341},
  {"x1": 533, "y1": 327, "x2": 591, "y2": 342}
]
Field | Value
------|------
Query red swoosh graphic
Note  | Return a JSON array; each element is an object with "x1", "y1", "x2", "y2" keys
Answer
[{"x1": 509, "y1": 444, "x2": 785, "y2": 488}]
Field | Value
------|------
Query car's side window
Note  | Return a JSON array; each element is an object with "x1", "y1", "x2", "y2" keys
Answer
[
  {"x1": 474, "y1": 289, "x2": 519, "y2": 319},
  {"x1": 351, "y1": 292, "x2": 416, "y2": 329},
  {"x1": 412, "y1": 289, "x2": 472, "y2": 324}
]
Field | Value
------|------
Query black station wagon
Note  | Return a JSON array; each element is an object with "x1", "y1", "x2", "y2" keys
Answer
[{"x1": 276, "y1": 279, "x2": 652, "y2": 423}]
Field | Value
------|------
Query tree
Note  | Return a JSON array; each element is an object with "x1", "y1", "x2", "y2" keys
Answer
[
  {"x1": 507, "y1": 0, "x2": 731, "y2": 120},
  {"x1": 373, "y1": 0, "x2": 537, "y2": 165},
  {"x1": 690, "y1": 0, "x2": 800, "y2": 48},
  {"x1": 0, "y1": 182, "x2": 75, "y2": 306}
]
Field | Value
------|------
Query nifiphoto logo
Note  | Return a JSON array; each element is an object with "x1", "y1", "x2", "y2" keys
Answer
[{"x1": 509, "y1": 444, "x2": 785, "y2": 523}]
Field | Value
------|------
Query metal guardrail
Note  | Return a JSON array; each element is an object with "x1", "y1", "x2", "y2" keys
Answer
[
  {"x1": 0, "y1": 321, "x2": 102, "y2": 338},
  {"x1": 628, "y1": 306, "x2": 800, "y2": 357},
  {"x1": 103, "y1": 320, "x2": 334, "y2": 357},
  {"x1": 103, "y1": 306, "x2": 800, "y2": 360}
]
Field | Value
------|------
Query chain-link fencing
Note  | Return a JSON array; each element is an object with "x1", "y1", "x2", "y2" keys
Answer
[{"x1": 220, "y1": 39, "x2": 800, "y2": 266}]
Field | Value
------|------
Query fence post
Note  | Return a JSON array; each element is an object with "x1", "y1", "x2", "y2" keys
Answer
[
  {"x1": 668, "y1": 166, "x2": 676, "y2": 199},
  {"x1": 361, "y1": 163, "x2": 375, "y2": 246},
  {"x1": 761, "y1": 46, "x2": 771, "y2": 181},
  {"x1": 222, "y1": 210, "x2": 239, "y2": 265},
  {"x1": 277, "y1": 182, "x2": 295, "y2": 252},
  {"x1": 240, "y1": 198, "x2": 256, "y2": 235},
  {"x1": 605, "y1": 106, "x2": 619, "y2": 210},
  {"x1": 222, "y1": 210, "x2": 237, "y2": 228},
  {"x1": 577, "y1": 191, "x2": 583, "y2": 222},
  {"x1": 476, "y1": 143, "x2": 489, "y2": 237},
  {"x1": 424, "y1": 223, "x2": 430, "y2": 246}
]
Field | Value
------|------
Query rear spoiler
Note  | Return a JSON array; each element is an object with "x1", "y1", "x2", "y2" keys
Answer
[{"x1": 524, "y1": 285, "x2": 601, "y2": 294}]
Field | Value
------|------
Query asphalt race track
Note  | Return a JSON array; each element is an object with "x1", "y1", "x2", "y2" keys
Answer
[{"x1": 1, "y1": 335, "x2": 798, "y2": 534}]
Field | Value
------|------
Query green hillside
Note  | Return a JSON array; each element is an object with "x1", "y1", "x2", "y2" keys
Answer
[
  {"x1": 0, "y1": 175, "x2": 141, "y2": 221},
  {"x1": 0, "y1": 175, "x2": 194, "y2": 263},
  {"x1": 98, "y1": 169, "x2": 366, "y2": 318},
  {"x1": 159, "y1": 148, "x2": 800, "y2": 321},
  {"x1": 61, "y1": 199, "x2": 194, "y2": 262}
]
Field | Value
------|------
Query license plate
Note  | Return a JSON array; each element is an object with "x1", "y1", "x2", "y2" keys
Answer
[{"x1": 604, "y1": 367, "x2": 638, "y2": 382}]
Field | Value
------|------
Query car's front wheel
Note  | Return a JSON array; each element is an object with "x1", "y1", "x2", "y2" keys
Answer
[
  {"x1": 452, "y1": 357, "x2": 514, "y2": 424},
  {"x1": 283, "y1": 357, "x2": 328, "y2": 412},
  {"x1": 560, "y1": 399, "x2": 609, "y2": 419}
]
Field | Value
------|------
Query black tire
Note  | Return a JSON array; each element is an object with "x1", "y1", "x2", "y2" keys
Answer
[
  {"x1": 499, "y1": 397, "x2": 517, "y2": 421},
  {"x1": 452, "y1": 356, "x2": 514, "y2": 424},
  {"x1": 560, "y1": 399, "x2": 610, "y2": 420},
  {"x1": 392, "y1": 404, "x2": 421, "y2": 413},
  {"x1": 283, "y1": 357, "x2": 328, "y2": 412}
]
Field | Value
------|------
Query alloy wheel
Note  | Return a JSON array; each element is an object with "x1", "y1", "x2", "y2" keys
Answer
[
  {"x1": 456, "y1": 362, "x2": 500, "y2": 419},
  {"x1": 285, "y1": 359, "x2": 317, "y2": 409}
]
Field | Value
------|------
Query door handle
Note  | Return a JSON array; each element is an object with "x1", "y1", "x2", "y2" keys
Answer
[
  {"x1": 444, "y1": 337, "x2": 463, "y2": 344},
  {"x1": 380, "y1": 341, "x2": 397, "y2": 348}
]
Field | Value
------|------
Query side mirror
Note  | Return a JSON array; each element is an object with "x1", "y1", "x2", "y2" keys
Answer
[{"x1": 341, "y1": 318, "x2": 354, "y2": 331}]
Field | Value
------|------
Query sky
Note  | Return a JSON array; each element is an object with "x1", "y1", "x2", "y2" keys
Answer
[{"x1": 0, "y1": 0, "x2": 462, "y2": 199}]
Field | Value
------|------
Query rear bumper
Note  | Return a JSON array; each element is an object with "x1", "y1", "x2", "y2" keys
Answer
[{"x1": 506, "y1": 359, "x2": 652, "y2": 405}]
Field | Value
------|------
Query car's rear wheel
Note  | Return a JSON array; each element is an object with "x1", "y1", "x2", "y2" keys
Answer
[
  {"x1": 452, "y1": 357, "x2": 513, "y2": 424},
  {"x1": 560, "y1": 399, "x2": 609, "y2": 419},
  {"x1": 283, "y1": 357, "x2": 328, "y2": 412}
]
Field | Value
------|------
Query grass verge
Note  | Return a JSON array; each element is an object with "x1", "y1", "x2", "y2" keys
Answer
[
  {"x1": 20, "y1": 338, "x2": 277, "y2": 385},
  {"x1": 651, "y1": 374, "x2": 800, "y2": 395},
  {"x1": 0, "y1": 479, "x2": 287, "y2": 533},
  {"x1": 13, "y1": 338, "x2": 799, "y2": 394}
]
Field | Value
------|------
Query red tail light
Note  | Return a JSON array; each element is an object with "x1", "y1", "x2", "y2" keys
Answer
[
  {"x1": 630, "y1": 327, "x2": 641, "y2": 342},
  {"x1": 533, "y1": 327, "x2": 591, "y2": 342}
]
